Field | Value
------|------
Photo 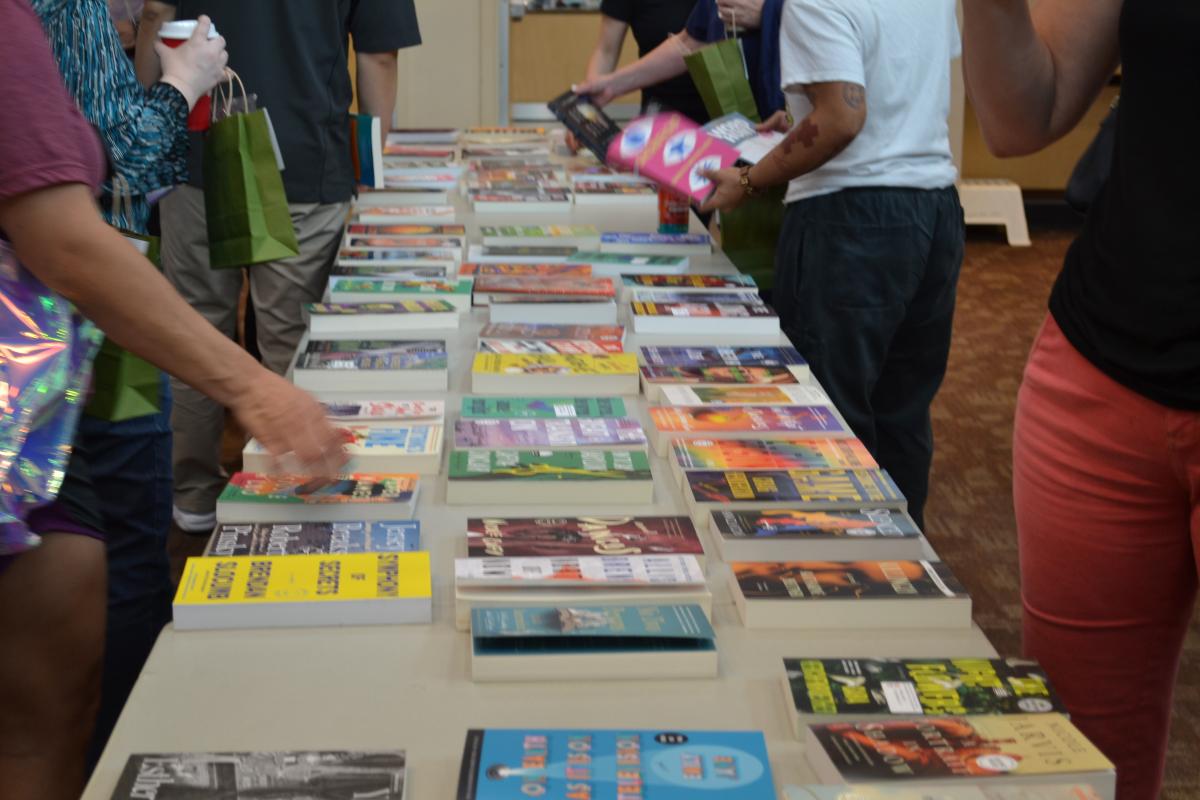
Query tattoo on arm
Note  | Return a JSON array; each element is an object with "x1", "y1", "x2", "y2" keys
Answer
[
  {"x1": 780, "y1": 118, "x2": 820, "y2": 155},
  {"x1": 842, "y1": 83, "x2": 865, "y2": 111}
]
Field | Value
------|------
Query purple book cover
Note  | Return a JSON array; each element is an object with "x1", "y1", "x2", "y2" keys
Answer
[{"x1": 454, "y1": 418, "x2": 647, "y2": 449}]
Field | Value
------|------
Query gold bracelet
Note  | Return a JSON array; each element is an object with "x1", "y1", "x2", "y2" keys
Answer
[{"x1": 739, "y1": 165, "x2": 758, "y2": 197}]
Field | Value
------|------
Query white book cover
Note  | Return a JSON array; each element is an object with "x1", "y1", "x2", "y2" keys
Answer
[{"x1": 454, "y1": 554, "x2": 705, "y2": 588}]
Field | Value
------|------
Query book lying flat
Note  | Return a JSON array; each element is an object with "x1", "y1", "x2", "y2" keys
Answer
[
  {"x1": 459, "y1": 396, "x2": 628, "y2": 420},
  {"x1": 480, "y1": 224, "x2": 600, "y2": 248},
  {"x1": 454, "y1": 417, "x2": 647, "y2": 451},
  {"x1": 456, "y1": 728, "x2": 776, "y2": 800},
  {"x1": 731, "y1": 559, "x2": 971, "y2": 630},
  {"x1": 306, "y1": 301, "x2": 459, "y2": 337},
  {"x1": 621, "y1": 273, "x2": 757, "y2": 300},
  {"x1": 204, "y1": 520, "x2": 420, "y2": 557},
  {"x1": 804, "y1": 715, "x2": 1114, "y2": 799},
  {"x1": 244, "y1": 423, "x2": 443, "y2": 475},
  {"x1": 640, "y1": 344, "x2": 805, "y2": 368},
  {"x1": 658, "y1": 384, "x2": 824, "y2": 407},
  {"x1": 445, "y1": 449, "x2": 654, "y2": 505},
  {"x1": 471, "y1": 353, "x2": 640, "y2": 396},
  {"x1": 292, "y1": 339, "x2": 448, "y2": 393},
  {"x1": 631, "y1": 300, "x2": 780, "y2": 336},
  {"x1": 566, "y1": 251, "x2": 688, "y2": 277},
  {"x1": 479, "y1": 322, "x2": 624, "y2": 346},
  {"x1": 671, "y1": 437, "x2": 877, "y2": 473},
  {"x1": 110, "y1": 751, "x2": 408, "y2": 800},
  {"x1": 711, "y1": 507, "x2": 925, "y2": 562},
  {"x1": 459, "y1": 263, "x2": 592, "y2": 278},
  {"x1": 345, "y1": 223, "x2": 465, "y2": 237},
  {"x1": 600, "y1": 231, "x2": 712, "y2": 256},
  {"x1": 320, "y1": 399, "x2": 444, "y2": 422},
  {"x1": 215, "y1": 473, "x2": 419, "y2": 523},
  {"x1": 650, "y1": 405, "x2": 850, "y2": 455},
  {"x1": 781, "y1": 657, "x2": 1066, "y2": 734},
  {"x1": 783, "y1": 785, "x2": 1106, "y2": 800},
  {"x1": 641, "y1": 365, "x2": 809, "y2": 403},
  {"x1": 326, "y1": 278, "x2": 473, "y2": 312},
  {"x1": 466, "y1": 515, "x2": 704, "y2": 564},
  {"x1": 470, "y1": 604, "x2": 718, "y2": 682}
]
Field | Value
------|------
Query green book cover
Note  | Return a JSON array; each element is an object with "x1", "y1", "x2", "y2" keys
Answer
[
  {"x1": 448, "y1": 450, "x2": 651, "y2": 481},
  {"x1": 328, "y1": 278, "x2": 473, "y2": 295},
  {"x1": 459, "y1": 397, "x2": 628, "y2": 419}
]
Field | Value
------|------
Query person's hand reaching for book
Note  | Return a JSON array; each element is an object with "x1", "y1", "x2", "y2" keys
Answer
[
  {"x1": 757, "y1": 111, "x2": 792, "y2": 135},
  {"x1": 698, "y1": 167, "x2": 750, "y2": 214},
  {"x1": 230, "y1": 371, "x2": 348, "y2": 478},
  {"x1": 572, "y1": 77, "x2": 620, "y2": 108},
  {"x1": 156, "y1": 15, "x2": 229, "y2": 108}
]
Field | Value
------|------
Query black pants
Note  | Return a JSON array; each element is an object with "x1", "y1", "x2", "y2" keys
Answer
[{"x1": 774, "y1": 186, "x2": 965, "y2": 529}]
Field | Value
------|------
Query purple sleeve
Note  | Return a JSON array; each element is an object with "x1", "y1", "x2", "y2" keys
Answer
[{"x1": 0, "y1": 0, "x2": 105, "y2": 204}]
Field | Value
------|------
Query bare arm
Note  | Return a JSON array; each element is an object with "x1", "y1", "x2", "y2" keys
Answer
[
  {"x1": 586, "y1": 16, "x2": 629, "y2": 83},
  {"x1": 0, "y1": 184, "x2": 344, "y2": 471},
  {"x1": 356, "y1": 51, "x2": 399, "y2": 132},
  {"x1": 700, "y1": 82, "x2": 865, "y2": 212},
  {"x1": 135, "y1": 0, "x2": 175, "y2": 88},
  {"x1": 576, "y1": 30, "x2": 703, "y2": 106},
  {"x1": 962, "y1": 0, "x2": 1122, "y2": 157}
]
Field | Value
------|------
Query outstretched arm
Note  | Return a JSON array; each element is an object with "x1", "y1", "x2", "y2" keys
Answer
[
  {"x1": 576, "y1": 28, "x2": 703, "y2": 106},
  {"x1": 962, "y1": 0, "x2": 1122, "y2": 157}
]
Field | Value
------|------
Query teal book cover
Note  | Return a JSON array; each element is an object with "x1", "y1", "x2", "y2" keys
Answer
[{"x1": 472, "y1": 604, "x2": 715, "y2": 657}]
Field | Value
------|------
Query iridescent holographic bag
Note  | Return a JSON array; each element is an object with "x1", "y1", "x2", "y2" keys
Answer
[{"x1": 0, "y1": 241, "x2": 102, "y2": 555}]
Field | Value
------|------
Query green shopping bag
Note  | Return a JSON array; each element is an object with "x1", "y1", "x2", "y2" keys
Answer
[
  {"x1": 84, "y1": 181, "x2": 163, "y2": 421},
  {"x1": 683, "y1": 21, "x2": 760, "y2": 122},
  {"x1": 203, "y1": 73, "x2": 298, "y2": 269}
]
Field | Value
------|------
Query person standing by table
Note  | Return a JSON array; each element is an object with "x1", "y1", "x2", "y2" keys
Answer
[
  {"x1": 586, "y1": 0, "x2": 711, "y2": 122},
  {"x1": 135, "y1": 0, "x2": 422, "y2": 535},
  {"x1": 698, "y1": 0, "x2": 964, "y2": 530},
  {"x1": 963, "y1": 2, "x2": 1199, "y2": 797}
]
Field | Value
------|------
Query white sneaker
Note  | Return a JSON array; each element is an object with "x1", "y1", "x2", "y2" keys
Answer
[{"x1": 172, "y1": 505, "x2": 216, "y2": 534}]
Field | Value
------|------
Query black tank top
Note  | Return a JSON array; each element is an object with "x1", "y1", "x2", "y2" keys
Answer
[{"x1": 1050, "y1": 1, "x2": 1200, "y2": 408}]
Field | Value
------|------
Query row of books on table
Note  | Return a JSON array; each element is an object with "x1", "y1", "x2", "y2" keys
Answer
[{"x1": 159, "y1": 126, "x2": 1115, "y2": 799}]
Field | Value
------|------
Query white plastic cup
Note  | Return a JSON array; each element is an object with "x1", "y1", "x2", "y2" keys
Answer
[{"x1": 158, "y1": 20, "x2": 221, "y2": 131}]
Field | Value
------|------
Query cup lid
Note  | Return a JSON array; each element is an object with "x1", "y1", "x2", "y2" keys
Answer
[{"x1": 159, "y1": 19, "x2": 219, "y2": 39}]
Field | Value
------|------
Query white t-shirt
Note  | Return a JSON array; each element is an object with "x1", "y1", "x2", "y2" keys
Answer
[{"x1": 781, "y1": 0, "x2": 960, "y2": 203}]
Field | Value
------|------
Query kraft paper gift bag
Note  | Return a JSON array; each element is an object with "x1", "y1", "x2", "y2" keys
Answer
[{"x1": 203, "y1": 72, "x2": 298, "y2": 269}]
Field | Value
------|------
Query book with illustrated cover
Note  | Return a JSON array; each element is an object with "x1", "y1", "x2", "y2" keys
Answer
[
  {"x1": 460, "y1": 397, "x2": 628, "y2": 420},
  {"x1": 471, "y1": 353, "x2": 639, "y2": 395},
  {"x1": 480, "y1": 224, "x2": 600, "y2": 248},
  {"x1": 306, "y1": 300, "x2": 459, "y2": 336},
  {"x1": 469, "y1": 604, "x2": 717, "y2": 682},
  {"x1": 337, "y1": 247, "x2": 459, "y2": 265},
  {"x1": 629, "y1": 290, "x2": 762, "y2": 305},
  {"x1": 702, "y1": 112, "x2": 786, "y2": 163},
  {"x1": 621, "y1": 274, "x2": 757, "y2": 298},
  {"x1": 455, "y1": 554, "x2": 704, "y2": 589},
  {"x1": 478, "y1": 338, "x2": 625, "y2": 356},
  {"x1": 467, "y1": 516, "x2": 703, "y2": 562},
  {"x1": 600, "y1": 231, "x2": 712, "y2": 255},
  {"x1": 641, "y1": 345, "x2": 804, "y2": 368},
  {"x1": 446, "y1": 449, "x2": 653, "y2": 505},
  {"x1": 658, "y1": 384, "x2": 826, "y2": 406},
  {"x1": 174, "y1": 552, "x2": 432, "y2": 629},
  {"x1": 641, "y1": 364, "x2": 809, "y2": 402},
  {"x1": 731, "y1": 560, "x2": 971, "y2": 629},
  {"x1": 650, "y1": 406, "x2": 849, "y2": 454},
  {"x1": 685, "y1": 469, "x2": 906, "y2": 528},
  {"x1": 293, "y1": 339, "x2": 448, "y2": 392},
  {"x1": 205, "y1": 520, "x2": 419, "y2": 557},
  {"x1": 459, "y1": 263, "x2": 592, "y2": 278},
  {"x1": 672, "y1": 437, "x2": 876, "y2": 472},
  {"x1": 346, "y1": 223, "x2": 466, "y2": 237},
  {"x1": 320, "y1": 399, "x2": 444, "y2": 421},
  {"x1": 804, "y1": 715, "x2": 1114, "y2": 799},
  {"x1": 566, "y1": 251, "x2": 688, "y2": 277},
  {"x1": 474, "y1": 275, "x2": 615, "y2": 302},
  {"x1": 332, "y1": 264, "x2": 452, "y2": 281},
  {"x1": 479, "y1": 322, "x2": 624, "y2": 346},
  {"x1": 782, "y1": 658, "x2": 1065, "y2": 732},
  {"x1": 456, "y1": 728, "x2": 776, "y2": 800},
  {"x1": 326, "y1": 278, "x2": 474, "y2": 311},
  {"x1": 631, "y1": 300, "x2": 779, "y2": 335},
  {"x1": 244, "y1": 423, "x2": 444, "y2": 475},
  {"x1": 344, "y1": 234, "x2": 465, "y2": 251},
  {"x1": 110, "y1": 751, "x2": 408, "y2": 799},
  {"x1": 606, "y1": 112, "x2": 742, "y2": 203},
  {"x1": 547, "y1": 89, "x2": 624, "y2": 162},
  {"x1": 711, "y1": 507, "x2": 924, "y2": 562},
  {"x1": 216, "y1": 473, "x2": 419, "y2": 523},
  {"x1": 455, "y1": 417, "x2": 647, "y2": 451}
]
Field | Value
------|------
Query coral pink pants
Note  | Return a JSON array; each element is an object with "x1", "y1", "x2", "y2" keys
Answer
[{"x1": 1013, "y1": 315, "x2": 1200, "y2": 800}]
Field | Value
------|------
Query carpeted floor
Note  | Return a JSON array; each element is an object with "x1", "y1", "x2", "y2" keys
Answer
[
  {"x1": 926, "y1": 227, "x2": 1200, "y2": 799},
  {"x1": 169, "y1": 224, "x2": 1199, "y2": 796}
]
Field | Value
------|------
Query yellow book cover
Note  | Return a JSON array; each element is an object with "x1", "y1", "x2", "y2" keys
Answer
[
  {"x1": 173, "y1": 552, "x2": 432, "y2": 629},
  {"x1": 472, "y1": 353, "x2": 638, "y2": 377}
]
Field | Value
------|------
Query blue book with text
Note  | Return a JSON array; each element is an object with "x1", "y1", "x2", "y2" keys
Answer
[
  {"x1": 456, "y1": 729, "x2": 776, "y2": 800},
  {"x1": 640, "y1": 345, "x2": 806, "y2": 368}
]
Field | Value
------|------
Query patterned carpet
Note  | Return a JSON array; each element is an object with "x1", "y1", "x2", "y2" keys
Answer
[
  {"x1": 170, "y1": 225, "x2": 1199, "y2": 796},
  {"x1": 927, "y1": 227, "x2": 1200, "y2": 799}
]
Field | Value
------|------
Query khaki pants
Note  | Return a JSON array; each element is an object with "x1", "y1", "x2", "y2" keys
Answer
[{"x1": 160, "y1": 185, "x2": 350, "y2": 514}]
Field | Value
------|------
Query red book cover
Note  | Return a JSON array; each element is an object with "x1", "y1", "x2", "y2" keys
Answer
[{"x1": 606, "y1": 112, "x2": 741, "y2": 203}]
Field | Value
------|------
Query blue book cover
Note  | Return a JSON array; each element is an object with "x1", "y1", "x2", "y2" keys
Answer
[
  {"x1": 600, "y1": 232, "x2": 711, "y2": 248},
  {"x1": 471, "y1": 604, "x2": 715, "y2": 657},
  {"x1": 640, "y1": 346, "x2": 806, "y2": 368},
  {"x1": 206, "y1": 520, "x2": 420, "y2": 556},
  {"x1": 456, "y1": 729, "x2": 776, "y2": 800}
]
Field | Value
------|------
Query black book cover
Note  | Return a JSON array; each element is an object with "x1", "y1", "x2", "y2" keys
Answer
[{"x1": 548, "y1": 90, "x2": 622, "y2": 163}]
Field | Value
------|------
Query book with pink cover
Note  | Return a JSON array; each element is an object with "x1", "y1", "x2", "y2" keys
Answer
[{"x1": 606, "y1": 113, "x2": 741, "y2": 203}]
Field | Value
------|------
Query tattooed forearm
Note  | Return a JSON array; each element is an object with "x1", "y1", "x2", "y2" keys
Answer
[
  {"x1": 780, "y1": 118, "x2": 820, "y2": 155},
  {"x1": 842, "y1": 83, "x2": 865, "y2": 111}
]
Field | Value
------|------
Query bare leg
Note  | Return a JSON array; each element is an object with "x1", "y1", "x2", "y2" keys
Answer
[{"x1": 0, "y1": 533, "x2": 106, "y2": 800}]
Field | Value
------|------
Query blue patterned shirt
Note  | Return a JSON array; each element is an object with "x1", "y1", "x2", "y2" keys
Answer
[{"x1": 33, "y1": 0, "x2": 189, "y2": 234}]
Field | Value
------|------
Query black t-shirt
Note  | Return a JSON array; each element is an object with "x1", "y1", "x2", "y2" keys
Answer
[
  {"x1": 1051, "y1": 1, "x2": 1200, "y2": 408},
  {"x1": 600, "y1": 0, "x2": 710, "y2": 123},
  {"x1": 163, "y1": 0, "x2": 421, "y2": 204}
]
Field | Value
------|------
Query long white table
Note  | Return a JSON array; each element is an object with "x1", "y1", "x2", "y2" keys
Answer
[{"x1": 83, "y1": 201, "x2": 996, "y2": 799}]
